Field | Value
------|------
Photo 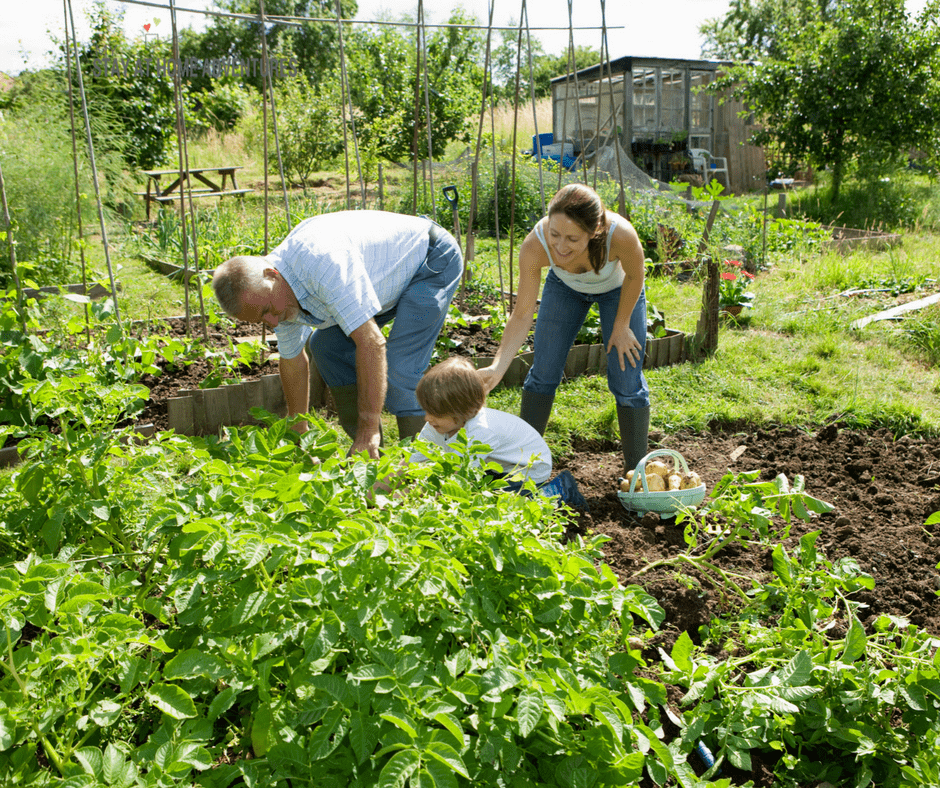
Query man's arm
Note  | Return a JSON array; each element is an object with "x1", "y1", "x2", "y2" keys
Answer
[
  {"x1": 280, "y1": 351, "x2": 311, "y2": 433},
  {"x1": 349, "y1": 318, "x2": 387, "y2": 459}
]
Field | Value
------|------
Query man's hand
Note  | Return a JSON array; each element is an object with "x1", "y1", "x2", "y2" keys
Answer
[{"x1": 351, "y1": 421, "x2": 382, "y2": 459}]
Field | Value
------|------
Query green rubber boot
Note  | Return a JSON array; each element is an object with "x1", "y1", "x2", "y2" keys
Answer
[
  {"x1": 519, "y1": 391, "x2": 555, "y2": 436},
  {"x1": 617, "y1": 405, "x2": 650, "y2": 475},
  {"x1": 329, "y1": 384, "x2": 360, "y2": 440},
  {"x1": 396, "y1": 415, "x2": 426, "y2": 441}
]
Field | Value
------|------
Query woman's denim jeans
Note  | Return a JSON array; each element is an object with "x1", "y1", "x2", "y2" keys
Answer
[{"x1": 523, "y1": 269, "x2": 650, "y2": 408}]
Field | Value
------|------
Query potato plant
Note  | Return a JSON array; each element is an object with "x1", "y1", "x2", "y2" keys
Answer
[{"x1": 0, "y1": 416, "x2": 690, "y2": 787}]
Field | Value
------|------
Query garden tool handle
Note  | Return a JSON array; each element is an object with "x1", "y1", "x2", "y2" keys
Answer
[{"x1": 442, "y1": 185, "x2": 458, "y2": 210}]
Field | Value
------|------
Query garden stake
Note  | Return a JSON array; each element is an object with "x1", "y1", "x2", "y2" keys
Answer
[
  {"x1": 62, "y1": 0, "x2": 91, "y2": 344},
  {"x1": 506, "y1": 0, "x2": 530, "y2": 311},
  {"x1": 463, "y1": 3, "x2": 497, "y2": 296},
  {"x1": 418, "y1": 0, "x2": 438, "y2": 222},
  {"x1": 442, "y1": 185, "x2": 462, "y2": 250},
  {"x1": 333, "y1": 0, "x2": 365, "y2": 211},
  {"x1": 168, "y1": 0, "x2": 207, "y2": 341},
  {"x1": 260, "y1": 0, "x2": 293, "y2": 228},
  {"x1": 65, "y1": 0, "x2": 123, "y2": 337}
]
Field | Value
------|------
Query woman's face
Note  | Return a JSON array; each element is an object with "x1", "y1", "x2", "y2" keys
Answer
[{"x1": 547, "y1": 212, "x2": 594, "y2": 265}]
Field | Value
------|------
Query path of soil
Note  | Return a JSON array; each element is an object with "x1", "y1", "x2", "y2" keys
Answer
[{"x1": 132, "y1": 315, "x2": 940, "y2": 786}]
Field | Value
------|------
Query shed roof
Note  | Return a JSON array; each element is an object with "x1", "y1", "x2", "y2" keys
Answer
[{"x1": 549, "y1": 55, "x2": 731, "y2": 85}]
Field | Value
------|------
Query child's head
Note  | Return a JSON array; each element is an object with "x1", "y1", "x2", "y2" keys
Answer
[{"x1": 416, "y1": 356, "x2": 486, "y2": 435}]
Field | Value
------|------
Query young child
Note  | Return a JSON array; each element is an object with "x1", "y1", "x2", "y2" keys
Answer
[{"x1": 409, "y1": 356, "x2": 586, "y2": 508}]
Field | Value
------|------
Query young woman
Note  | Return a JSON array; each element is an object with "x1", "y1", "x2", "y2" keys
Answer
[{"x1": 477, "y1": 183, "x2": 650, "y2": 473}]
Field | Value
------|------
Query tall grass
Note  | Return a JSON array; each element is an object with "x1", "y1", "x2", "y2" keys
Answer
[
  {"x1": 788, "y1": 169, "x2": 940, "y2": 232},
  {"x1": 485, "y1": 97, "x2": 554, "y2": 151}
]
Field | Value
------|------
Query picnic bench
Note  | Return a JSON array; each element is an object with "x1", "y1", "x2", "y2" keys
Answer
[{"x1": 137, "y1": 165, "x2": 253, "y2": 219}]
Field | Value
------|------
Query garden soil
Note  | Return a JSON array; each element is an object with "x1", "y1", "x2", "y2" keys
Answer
[{"x1": 134, "y1": 316, "x2": 940, "y2": 786}]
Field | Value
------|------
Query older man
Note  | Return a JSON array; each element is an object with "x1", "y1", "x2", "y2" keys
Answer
[{"x1": 212, "y1": 210, "x2": 463, "y2": 458}]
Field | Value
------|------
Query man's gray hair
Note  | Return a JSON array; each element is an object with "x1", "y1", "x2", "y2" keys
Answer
[{"x1": 212, "y1": 256, "x2": 268, "y2": 317}]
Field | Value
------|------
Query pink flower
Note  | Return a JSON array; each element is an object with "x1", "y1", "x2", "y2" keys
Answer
[
  {"x1": 742, "y1": 271, "x2": 755, "y2": 280},
  {"x1": 720, "y1": 272, "x2": 737, "y2": 281},
  {"x1": 724, "y1": 259, "x2": 742, "y2": 267}
]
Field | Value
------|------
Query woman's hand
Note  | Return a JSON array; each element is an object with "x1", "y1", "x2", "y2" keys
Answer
[
  {"x1": 477, "y1": 364, "x2": 503, "y2": 394},
  {"x1": 607, "y1": 322, "x2": 643, "y2": 370}
]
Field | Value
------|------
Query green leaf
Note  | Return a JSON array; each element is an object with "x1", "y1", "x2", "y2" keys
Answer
[
  {"x1": 102, "y1": 743, "x2": 137, "y2": 788},
  {"x1": 670, "y1": 630, "x2": 695, "y2": 674},
  {"x1": 424, "y1": 741, "x2": 469, "y2": 779},
  {"x1": 771, "y1": 544, "x2": 793, "y2": 586},
  {"x1": 309, "y1": 705, "x2": 349, "y2": 761},
  {"x1": 163, "y1": 649, "x2": 228, "y2": 681},
  {"x1": 145, "y1": 683, "x2": 198, "y2": 720},
  {"x1": 841, "y1": 616, "x2": 867, "y2": 663},
  {"x1": 433, "y1": 712, "x2": 466, "y2": 749},
  {"x1": 378, "y1": 748, "x2": 420, "y2": 788},
  {"x1": 89, "y1": 700, "x2": 122, "y2": 727},
  {"x1": 776, "y1": 650, "x2": 812, "y2": 687},
  {"x1": 514, "y1": 688, "x2": 543, "y2": 738},
  {"x1": 380, "y1": 712, "x2": 419, "y2": 739},
  {"x1": 74, "y1": 747, "x2": 103, "y2": 778},
  {"x1": 423, "y1": 760, "x2": 459, "y2": 788},
  {"x1": 350, "y1": 711, "x2": 380, "y2": 765},
  {"x1": 208, "y1": 688, "x2": 237, "y2": 722}
]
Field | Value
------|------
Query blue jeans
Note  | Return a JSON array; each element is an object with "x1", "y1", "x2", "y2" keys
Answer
[
  {"x1": 308, "y1": 224, "x2": 463, "y2": 417},
  {"x1": 524, "y1": 269, "x2": 650, "y2": 408}
]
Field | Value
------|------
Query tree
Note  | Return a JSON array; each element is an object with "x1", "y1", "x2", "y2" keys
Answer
[
  {"x1": 68, "y1": 1, "x2": 177, "y2": 169},
  {"x1": 179, "y1": 0, "x2": 358, "y2": 91},
  {"x1": 700, "y1": 0, "x2": 839, "y2": 61},
  {"x1": 492, "y1": 30, "x2": 600, "y2": 100},
  {"x1": 345, "y1": 10, "x2": 484, "y2": 161},
  {"x1": 710, "y1": 0, "x2": 940, "y2": 201}
]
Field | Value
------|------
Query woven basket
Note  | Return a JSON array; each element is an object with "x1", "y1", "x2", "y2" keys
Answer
[{"x1": 617, "y1": 449, "x2": 706, "y2": 515}]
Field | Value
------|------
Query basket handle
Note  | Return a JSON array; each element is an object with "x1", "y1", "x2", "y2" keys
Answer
[{"x1": 626, "y1": 448, "x2": 692, "y2": 494}]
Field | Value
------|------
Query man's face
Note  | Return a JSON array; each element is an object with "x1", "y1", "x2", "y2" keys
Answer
[{"x1": 237, "y1": 271, "x2": 297, "y2": 328}]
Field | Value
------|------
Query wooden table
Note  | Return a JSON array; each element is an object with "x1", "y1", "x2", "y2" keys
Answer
[{"x1": 138, "y1": 166, "x2": 252, "y2": 219}]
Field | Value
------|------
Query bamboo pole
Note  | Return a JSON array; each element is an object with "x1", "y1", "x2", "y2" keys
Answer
[
  {"x1": 62, "y1": 0, "x2": 90, "y2": 343},
  {"x1": 507, "y1": 1, "x2": 527, "y2": 314},
  {"x1": 418, "y1": 0, "x2": 437, "y2": 221},
  {"x1": 599, "y1": 0, "x2": 627, "y2": 201},
  {"x1": 65, "y1": 0, "x2": 122, "y2": 335},
  {"x1": 336, "y1": 0, "x2": 365, "y2": 211},
  {"x1": 410, "y1": 5, "x2": 422, "y2": 216},
  {"x1": 168, "y1": 0, "x2": 208, "y2": 341},
  {"x1": 260, "y1": 0, "x2": 293, "y2": 231}
]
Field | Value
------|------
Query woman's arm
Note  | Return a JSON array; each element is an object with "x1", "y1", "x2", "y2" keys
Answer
[
  {"x1": 478, "y1": 229, "x2": 547, "y2": 392},
  {"x1": 606, "y1": 215, "x2": 647, "y2": 371}
]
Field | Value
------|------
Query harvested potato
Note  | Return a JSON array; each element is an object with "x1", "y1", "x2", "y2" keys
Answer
[
  {"x1": 645, "y1": 473, "x2": 666, "y2": 492},
  {"x1": 667, "y1": 473, "x2": 682, "y2": 491},
  {"x1": 679, "y1": 471, "x2": 703, "y2": 490},
  {"x1": 619, "y1": 470, "x2": 636, "y2": 492},
  {"x1": 646, "y1": 460, "x2": 672, "y2": 479}
]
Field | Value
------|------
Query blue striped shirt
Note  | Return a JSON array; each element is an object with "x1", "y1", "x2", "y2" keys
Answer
[{"x1": 269, "y1": 211, "x2": 433, "y2": 359}]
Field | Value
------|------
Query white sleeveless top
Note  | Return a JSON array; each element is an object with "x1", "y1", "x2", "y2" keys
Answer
[{"x1": 534, "y1": 214, "x2": 626, "y2": 295}]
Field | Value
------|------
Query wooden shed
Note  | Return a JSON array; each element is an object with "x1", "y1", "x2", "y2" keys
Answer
[{"x1": 549, "y1": 55, "x2": 765, "y2": 194}]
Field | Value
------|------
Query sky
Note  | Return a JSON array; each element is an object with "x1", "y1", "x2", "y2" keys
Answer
[{"x1": 1, "y1": 0, "x2": 931, "y2": 76}]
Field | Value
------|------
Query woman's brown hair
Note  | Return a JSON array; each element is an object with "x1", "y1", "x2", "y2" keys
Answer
[
  {"x1": 416, "y1": 357, "x2": 486, "y2": 422},
  {"x1": 547, "y1": 184, "x2": 609, "y2": 274}
]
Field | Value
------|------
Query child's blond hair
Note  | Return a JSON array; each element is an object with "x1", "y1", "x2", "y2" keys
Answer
[{"x1": 416, "y1": 357, "x2": 486, "y2": 422}]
